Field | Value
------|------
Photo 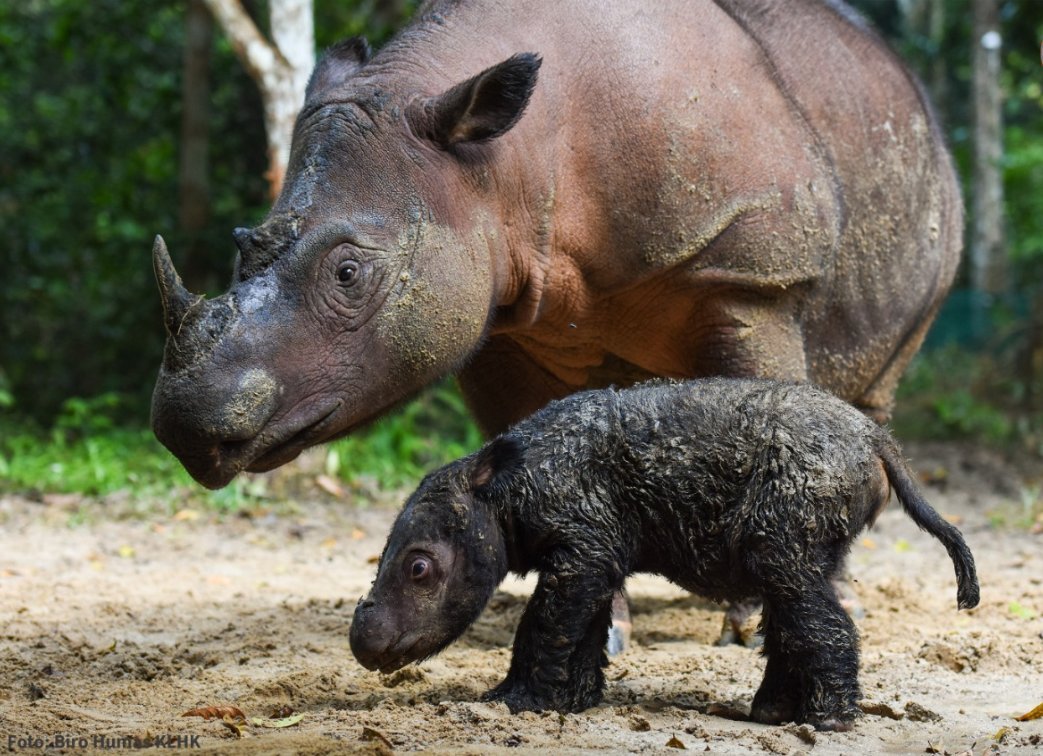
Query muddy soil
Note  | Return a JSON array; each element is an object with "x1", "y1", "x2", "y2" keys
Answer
[{"x1": 1, "y1": 443, "x2": 1041, "y2": 754}]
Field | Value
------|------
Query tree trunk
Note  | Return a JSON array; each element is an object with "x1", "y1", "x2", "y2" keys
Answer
[
  {"x1": 178, "y1": 0, "x2": 214, "y2": 291},
  {"x1": 926, "y1": 0, "x2": 948, "y2": 123},
  {"x1": 264, "y1": 0, "x2": 314, "y2": 195},
  {"x1": 896, "y1": 0, "x2": 949, "y2": 126},
  {"x1": 971, "y1": 0, "x2": 1006, "y2": 297},
  {"x1": 201, "y1": 0, "x2": 314, "y2": 199}
]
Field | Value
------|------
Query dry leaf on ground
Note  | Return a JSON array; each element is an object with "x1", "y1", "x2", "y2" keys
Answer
[
  {"x1": 250, "y1": 713, "x2": 304, "y2": 729},
  {"x1": 1015, "y1": 702, "x2": 1043, "y2": 721},
  {"x1": 361, "y1": 726, "x2": 393, "y2": 749},
  {"x1": 315, "y1": 475, "x2": 344, "y2": 497},
  {"x1": 182, "y1": 705, "x2": 246, "y2": 721}
]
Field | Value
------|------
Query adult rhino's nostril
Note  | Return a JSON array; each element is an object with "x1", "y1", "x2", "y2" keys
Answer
[{"x1": 217, "y1": 369, "x2": 279, "y2": 441}]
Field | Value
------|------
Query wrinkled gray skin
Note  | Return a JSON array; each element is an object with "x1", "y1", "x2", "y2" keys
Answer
[
  {"x1": 350, "y1": 379, "x2": 979, "y2": 730},
  {"x1": 151, "y1": 0, "x2": 960, "y2": 491}
]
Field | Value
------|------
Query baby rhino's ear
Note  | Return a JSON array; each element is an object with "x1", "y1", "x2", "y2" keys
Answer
[{"x1": 471, "y1": 436, "x2": 524, "y2": 493}]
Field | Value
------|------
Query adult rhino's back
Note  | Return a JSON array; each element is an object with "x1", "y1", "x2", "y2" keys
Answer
[{"x1": 457, "y1": 0, "x2": 960, "y2": 425}]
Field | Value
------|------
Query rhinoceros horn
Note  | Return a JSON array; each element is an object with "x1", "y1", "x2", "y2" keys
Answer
[{"x1": 152, "y1": 235, "x2": 203, "y2": 339}]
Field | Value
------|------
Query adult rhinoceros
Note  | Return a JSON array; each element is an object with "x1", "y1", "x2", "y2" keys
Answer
[{"x1": 152, "y1": 0, "x2": 960, "y2": 494}]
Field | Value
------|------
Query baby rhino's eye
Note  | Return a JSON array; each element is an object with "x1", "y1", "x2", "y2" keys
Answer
[{"x1": 410, "y1": 556, "x2": 431, "y2": 581}]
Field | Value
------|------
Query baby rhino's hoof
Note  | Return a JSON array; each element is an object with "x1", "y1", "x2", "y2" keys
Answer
[
  {"x1": 483, "y1": 677, "x2": 603, "y2": 714},
  {"x1": 482, "y1": 684, "x2": 545, "y2": 714},
  {"x1": 750, "y1": 700, "x2": 856, "y2": 732},
  {"x1": 749, "y1": 700, "x2": 796, "y2": 726},
  {"x1": 809, "y1": 717, "x2": 855, "y2": 732}
]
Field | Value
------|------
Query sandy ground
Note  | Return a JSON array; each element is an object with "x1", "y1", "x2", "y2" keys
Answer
[{"x1": 0, "y1": 442, "x2": 1041, "y2": 754}]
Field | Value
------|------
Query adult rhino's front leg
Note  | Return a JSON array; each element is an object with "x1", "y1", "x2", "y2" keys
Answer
[
  {"x1": 459, "y1": 337, "x2": 636, "y2": 655},
  {"x1": 683, "y1": 287, "x2": 811, "y2": 384},
  {"x1": 457, "y1": 335, "x2": 573, "y2": 437}
]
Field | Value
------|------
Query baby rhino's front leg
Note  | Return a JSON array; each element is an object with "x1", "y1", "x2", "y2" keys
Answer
[{"x1": 484, "y1": 552, "x2": 619, "y2": 713}]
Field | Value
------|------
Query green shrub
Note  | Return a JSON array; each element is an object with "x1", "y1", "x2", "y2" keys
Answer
[
  {"x1": 894, "y1": 343, "x2": 1041, "y2": 453},
  {"x1": 325, "y1": 380, "x2": 482, "y2": 489},
  {"x1": 0, "y1": 380, "x2": 481, "y2": 507}
]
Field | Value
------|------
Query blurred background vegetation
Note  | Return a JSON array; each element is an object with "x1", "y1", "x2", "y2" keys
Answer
[{"x1": 1, "y1": 0, "x2": 1041, "y2": 505}]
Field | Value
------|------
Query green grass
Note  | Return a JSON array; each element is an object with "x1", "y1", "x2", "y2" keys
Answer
[
  {"x1": 985, "y1": 485, "x2": 1043, "y2": 533},
  {"x1": 324, "y1": 380, "x2": 482, "y2": 490},
  {"x1": 0, "y1": 381, "x2": 482, "y2": 511},
  {"x1": 0, "y1": 425, "x2": 191, "y2": 497}
]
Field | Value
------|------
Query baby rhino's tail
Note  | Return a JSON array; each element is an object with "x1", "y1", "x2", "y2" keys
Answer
[{"x1": 878, "y1": 441, "x2": 980, "y2": 610}]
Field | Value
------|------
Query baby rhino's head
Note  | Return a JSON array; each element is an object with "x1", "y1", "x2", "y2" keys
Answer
[{"x1": 349, "y1": 438, "x2": 522, "y2": 673}]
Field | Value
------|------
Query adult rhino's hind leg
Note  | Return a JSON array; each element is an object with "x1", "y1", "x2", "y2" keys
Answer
[
  {"x1": 691, "y1": 291, "x2": 815, "y2": 645},
  {"x1": 457, "y1": 335, "x2": 573, "y2": 438},
  {"x1": 852, "y1": 296, "x2": 950, "y2": 426}
]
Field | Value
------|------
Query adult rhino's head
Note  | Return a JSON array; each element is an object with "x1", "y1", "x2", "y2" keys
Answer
[{"x1": 152, "y1": 40, "x2": 541, "y2": 488}]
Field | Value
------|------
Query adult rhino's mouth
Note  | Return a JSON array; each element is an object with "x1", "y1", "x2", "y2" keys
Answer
[
  {"x1": 242, "y1": 401, "x2": 345, "y2": 473},
  {"x1": 180, "y1": 401, "x2": 344, "y2": 489}
]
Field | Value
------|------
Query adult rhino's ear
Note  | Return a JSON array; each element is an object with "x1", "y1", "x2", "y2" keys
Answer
[
  {"x1": 471, "y1": 436, "x2": 525, "y2": 493},
  {"x1": 305, "y1": 37, "x2": 372, "y2": 103},
  {"x1": 409, "y1": 53, "x2": 541, "y2": 148}
]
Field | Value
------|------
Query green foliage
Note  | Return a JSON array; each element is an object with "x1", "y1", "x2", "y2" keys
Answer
[
  {"x1": 0, "y1": 381, "x2": 479, "y2": 504},
  {"x1": 894, "y1": 342, "x2": 1043, "y2": 452},
  {"x1": 0, "y1": 0, "x2": 267, "y2": 423},
  {"x1": 315, "y1": 0, "x2": 420, "y2": 48},
  {"x1": 0, "y1": 369, "x2": 13, "y2": 410},
  {"x1": 325, "y1": 380, "x2": 482, "y2": 489},
  {"x1": 0, "y1": 389, "x2": 184, "y2": 500}
]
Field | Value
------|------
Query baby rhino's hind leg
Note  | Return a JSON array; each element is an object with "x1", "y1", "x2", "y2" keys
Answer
[{"x1": 755, "y1": 578, "x2": 861, "y2": 731}]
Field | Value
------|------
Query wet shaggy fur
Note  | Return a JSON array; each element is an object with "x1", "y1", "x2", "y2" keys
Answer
[{"x1": 351, "y1": 379, "x2": 979, "y2": 730}]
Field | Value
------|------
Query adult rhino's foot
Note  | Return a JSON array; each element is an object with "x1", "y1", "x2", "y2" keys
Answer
[
  {"x1": 832, "y1": 574, "x2": 865, "y2": 619},
  {"x1": 717, "y1": 598, "x2": 762, "y2": 647},
  {"x1": 606, "y1": 590, "x2": 632, "y2": 656},
  {"x1": 717, "y1": 579, "x2": 863, "y2": 646}
]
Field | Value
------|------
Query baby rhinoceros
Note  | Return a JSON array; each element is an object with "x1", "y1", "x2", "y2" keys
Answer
[{"x1": 349, "y1": 378, "x2": 979, "y2": 731}]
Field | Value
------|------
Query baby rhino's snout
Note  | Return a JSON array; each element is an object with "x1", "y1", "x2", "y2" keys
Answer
[{"x1": 349, "y1": 598, "x2": 399, "y2": 672}]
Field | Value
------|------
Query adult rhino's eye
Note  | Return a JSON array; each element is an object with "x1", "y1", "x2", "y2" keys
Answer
[
  {"x1": 337, "y1": 260, "x2": 360, "y2": 286},
  {"x1": 410, "y1": 556, "x2": 431, "y2": 581}
]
